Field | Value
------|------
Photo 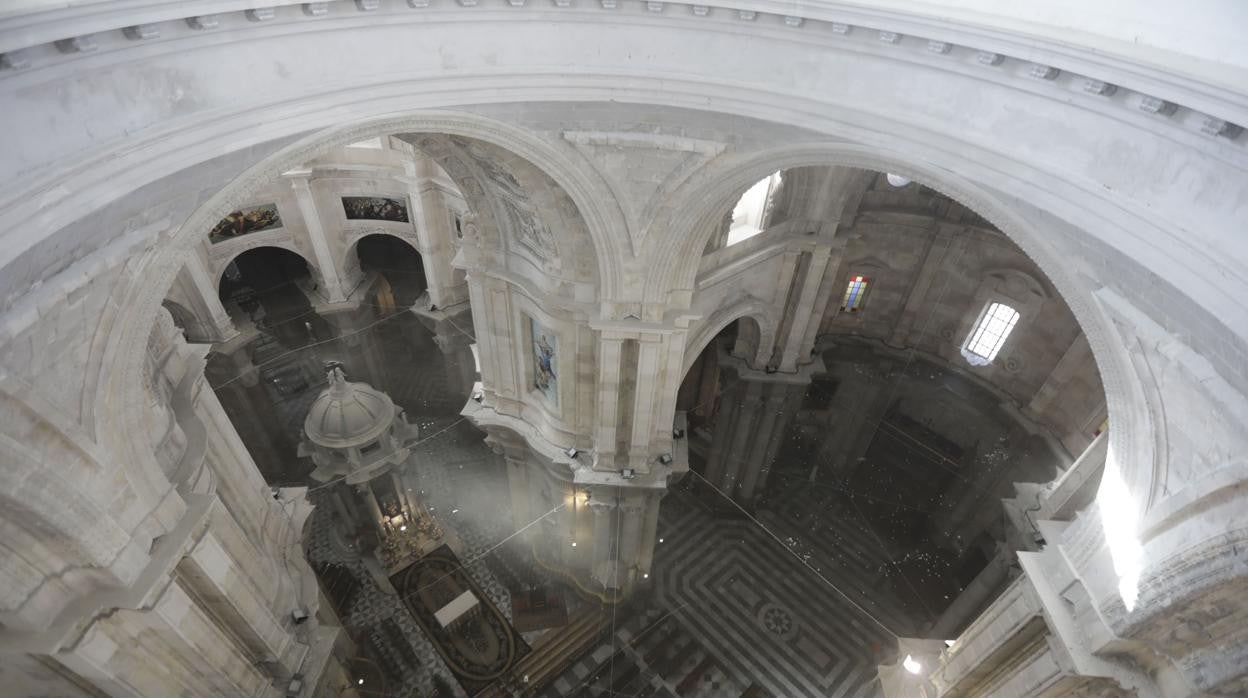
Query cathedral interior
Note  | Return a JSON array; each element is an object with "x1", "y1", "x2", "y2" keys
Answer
[{"x1": 1, "y1": 3, "x2": 1246, "y2": 698}]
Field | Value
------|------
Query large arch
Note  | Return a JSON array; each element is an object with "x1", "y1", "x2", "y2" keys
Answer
[
  {"x1": 647, "y1": 146, "x2": 1157, "y2": 511},
  {"x1": 681, "y1": 299, "x2": 776, "y2": 377},
  {"x1": 2, "y1": 4, "x2": 1246, "y2": 694},
  {"x1": 91, "y1": 114, "x2": 621, "y2": 523}
]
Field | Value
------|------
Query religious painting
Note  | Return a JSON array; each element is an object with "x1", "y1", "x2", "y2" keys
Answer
[
  {"x1": 208, "y1": 203, "x2": 282, "y2": 243},
  {"x1": 341, "y1": 196, "x2": 409, "y2": 223},
  {"x1": 530, "y1": 316, "x2": 558, "y2": 407}
]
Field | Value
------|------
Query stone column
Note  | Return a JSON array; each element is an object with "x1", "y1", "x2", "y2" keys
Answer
[
  {"x1": 736, "y1": 386, "x2": 792, "y2": 501},
  {"x1": 174, "y1": 253, "x2": 239, "y2": 343},
  {"x1": 286, "y1": 172, "x2": 346, "y2": 303},
  {"x1": 719, "y1": 379, "x2": 764, "y2": 496},
  {"x1": 703, "y1": 347, "x2": 824, "y2": 505},
  {"x1": 400, "y1": 157, "x2": 466, "y2": 309},
  {"x1": 616, "y1": 499, "x2": 647, "y2": 580},
  {"x1": 815, "y1": 366, "x2": 891, "y2": 481},
  {"x1": 889, "y1": 225, "x2": 958, "y2": 347},
  {"x1": 588, "y1": 495, "x2": 618, "y2": 591},
  {"x1": 777, "y1": 244, "x2": 835, "y2": 372},
  {"x1": 703, "y1": 390, "x2": 741, "y2": 485},
  {"x1": 358, "y1": 482, "x2": 385, "y2": 527}
]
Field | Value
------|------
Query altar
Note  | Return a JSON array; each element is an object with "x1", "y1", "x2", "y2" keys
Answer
[{"x1": 434, "y1": 589, "x2": 481, "y2": 631}]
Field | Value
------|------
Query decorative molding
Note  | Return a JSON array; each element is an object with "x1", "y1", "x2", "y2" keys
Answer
[
  {"x1": 977, "y1": 51, "x2": 1004, "y2": 66},
  {"x1": 0, "y1": 1, "x2": 1235, "y2": 145},
  {"x1": 0, "y1": 50, "x2": 28, "y2": 69},
  {"x1": 1028, "y1": 64, "x2": 1059, "y2": 81},
  {"x1": 245, "y1": 8, "x2": 277, "y2": 21},
  {"x1": 54, "y1": 36, "x2": 96, "y2": 53},
  {"x1": 1200, "y1": 116, "x2": 1241, "y2": 139},
  {"x1": 1138, "y1": 95, "x2": 1177, "y2": 116},
  {"x1": 1083, "y1": 79, "x2": 1117, "y2": 96},
  {"x1": 186, "y1": 15, "x2": 219, "y2": 30},
  {"x1": 123, "y1": 24, "x2": 160, "y2": 41}
]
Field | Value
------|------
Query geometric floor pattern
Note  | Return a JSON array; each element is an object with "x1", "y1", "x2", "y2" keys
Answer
[
  {"x1": 304, "y1": 423, "x2": 539, "y2": 697},
  {"x1": 652, "y1": 488, "x2": 892, "y2": 698}
]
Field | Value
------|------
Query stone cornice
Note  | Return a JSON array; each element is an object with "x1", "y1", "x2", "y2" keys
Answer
[{"x1": 1, "y1": 0, "x2": 1243, "y2": 131}]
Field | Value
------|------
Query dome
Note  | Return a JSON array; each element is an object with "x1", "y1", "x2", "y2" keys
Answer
[{"x1": 303, "y1": 367, "x2": 396, "y2": 449}]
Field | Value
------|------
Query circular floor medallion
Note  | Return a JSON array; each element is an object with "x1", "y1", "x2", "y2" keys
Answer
[{"x1": 758, "y1": 602, "x2": 798, "y2": 640}]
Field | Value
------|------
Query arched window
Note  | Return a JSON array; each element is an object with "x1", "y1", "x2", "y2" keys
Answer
[
  {"x1": 840, "y1": 275, "x2": 871, "y2": 312},
  {"x1": 963, "y1": 301, "x2": 1019, "y2": 365},
  {"x1": 726, "y1": 171, "x2": 782, "y2": 246}
]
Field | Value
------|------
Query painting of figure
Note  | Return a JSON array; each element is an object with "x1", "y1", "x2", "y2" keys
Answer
[
  {"x1": 208, "y1": 204, "x2": 282, "y2": 243},
  {"x1": 530, "y1": 317, "x2": 558, "y2": 407},
  {"x1": 342, "y1": 196, "x2": 410, "y2": 223}
]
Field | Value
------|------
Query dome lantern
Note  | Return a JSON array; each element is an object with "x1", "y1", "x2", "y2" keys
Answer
[{"x1": 298, "y1": 366, "x2": 417, "y2": 483}]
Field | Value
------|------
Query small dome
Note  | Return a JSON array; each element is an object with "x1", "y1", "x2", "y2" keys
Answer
[{"x1": 303, "y1": 367, "x2": 395, "y2": 449}]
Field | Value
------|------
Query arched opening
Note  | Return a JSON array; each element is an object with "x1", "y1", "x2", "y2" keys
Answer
[
  {"x1": 217, "y1": 246, "x2": 318, "y2": 336},
  {"x1": 651, "y1": 165, "x2": 1112, "y2": 695},
  {"x1": 350, "y1": 233, "x2": 427, "y2": 310}
]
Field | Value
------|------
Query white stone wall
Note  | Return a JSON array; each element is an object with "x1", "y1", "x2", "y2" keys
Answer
[{"x1": 1, "y1": 1, "x2": 1246, "y2": 694}]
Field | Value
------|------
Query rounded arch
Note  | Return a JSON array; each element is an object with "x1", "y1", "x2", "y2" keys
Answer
[
  {"x1": 647, "y1": 144, "x2": 1157, "y2": 511},
  {"x1": 101, "y1": 113, "x2": 623, "y2": 506},
  {"x1": 682, "y1": 300, "x2": 776, "y2": 377},
  {"x1": 343, "y1": 231, "x2": 428, "y2": 307},
  {"x1": 214, "y1": 243, "x2": 315, "y2": 293}
]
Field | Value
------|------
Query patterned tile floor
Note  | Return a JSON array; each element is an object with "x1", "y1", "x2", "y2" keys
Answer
[{"x1": 210, "y1": 273, "x2": 907, "y2": 697}]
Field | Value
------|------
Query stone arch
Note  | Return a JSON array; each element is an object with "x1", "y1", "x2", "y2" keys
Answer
[
  {"x1": 644, "y1": 144, "x2": 1156, "y2": 515},
  {"x1": 99, "y1": 113, "x2": 621, "y2": 515},
  {"x1": 401, "y1": 133, "x2": 600, "y2": 293},
  {"x1": 682, "y1": 300, "x2": 776, "y2": 377},
  {"x1": 343, "y1": 231, "x2": 428, "y2": 309},
  {"x1": 214, "y1": 244, "x2": 316, "y2": 293}
]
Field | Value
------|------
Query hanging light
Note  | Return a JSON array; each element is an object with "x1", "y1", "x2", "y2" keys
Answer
[
  {"x1": 903, "y1": 654, "x2": 922, "y2": 674},
  {"x1": 886, "y1": 173, "x2": 912, "y2": 187}
]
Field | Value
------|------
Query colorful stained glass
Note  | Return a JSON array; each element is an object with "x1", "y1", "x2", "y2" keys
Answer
[{"x1": 841, "y1": 275, "x2": 870, "y2": 312}]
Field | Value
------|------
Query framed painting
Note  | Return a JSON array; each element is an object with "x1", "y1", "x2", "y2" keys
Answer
[
  {"x1": 342, "y1": 196, "x2": 409, "y2": 223},
  {"x1": 208, "y1": 203, "x2": 282, "y2": 243},
  {"x1": 529, "y1": 316, "x2": 558, "y2": 407}
]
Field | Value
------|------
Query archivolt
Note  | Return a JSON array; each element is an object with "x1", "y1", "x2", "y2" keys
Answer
[
  {"x1": 101, "y1": 112, "x2": 623, "y2": 503},
  {"x1": 645, "y1": 142, "x2": 1159, "y2": 511}
]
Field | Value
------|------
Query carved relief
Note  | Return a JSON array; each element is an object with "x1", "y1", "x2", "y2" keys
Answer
[{"x1": 502, "y1": 196, "x2": 556, "y2": 260}]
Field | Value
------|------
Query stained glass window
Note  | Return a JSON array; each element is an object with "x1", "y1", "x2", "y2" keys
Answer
[
  {"x1": 964, "y1": 302, "x2": 1020, "y2": 363},
  {"x1": 841, "y1": 275, "x2": 870, "y2": 312}
]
